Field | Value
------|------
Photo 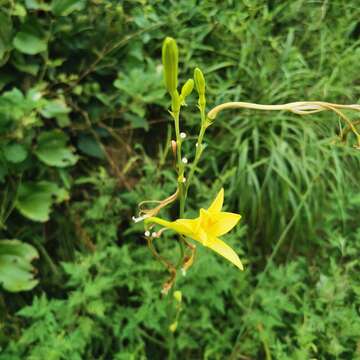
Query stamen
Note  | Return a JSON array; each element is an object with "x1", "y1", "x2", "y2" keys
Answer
[{"x1": 132, "y1": 214, "x2": 150, "y2": 223}]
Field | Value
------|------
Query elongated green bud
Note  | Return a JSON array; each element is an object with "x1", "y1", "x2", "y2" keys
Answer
[
  {"x1": 194, "y1": 67, "x2": 205, "y2": 96},
  {"x1": 180, "y1": 79, "x2": 194, "y2": 101},
  {"x1": 162, "y1": 37, "x2": 178, "y2": 96}
]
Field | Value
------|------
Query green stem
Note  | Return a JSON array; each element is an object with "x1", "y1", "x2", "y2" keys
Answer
[
  {"x1": 184, "y1": 107, "x2": 207, "y2": 201},
  {"x1": 171, "y1": 97, "x2": 186, "y2": 263}
]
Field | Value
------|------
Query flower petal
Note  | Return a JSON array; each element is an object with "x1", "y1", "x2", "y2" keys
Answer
[
  {"x1": 209, "y1": 212, "x2": 241, "y2": 236},
  {"x1": 147, "y1": 217, "x2": 197, "y2": 237},
  {"x1": 207, "y1": 188, "x2": 224, "y2": 213},
  {"x1": 175, "y1": 218, "x2": 199, "y2": 234},
  {"x1": 206, "y1": 237, "x2": 244, "y2": 270}
]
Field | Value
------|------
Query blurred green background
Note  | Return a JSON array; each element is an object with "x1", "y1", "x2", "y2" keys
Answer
[{"x1": 0, "y1": 0, "x2": 359, "y2": 359}]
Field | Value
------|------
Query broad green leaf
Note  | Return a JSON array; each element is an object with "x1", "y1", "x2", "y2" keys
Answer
[
  {"x1": 0, "y1": 239, "x2": 38, "y2": 292},
  {"x1": 0, "y1": 11, "x2": 13, "y2": 63},
  {"x1": 11, "y1": 4, "x2": 27, "y2": 18},
  {"x1": 13, "y1": 24, "x2": 47, "y2": 55},
  {"x1": 40, "y1": 99, "x2": 71, "y2": 119},
  {"x1": 51, "y1": 0, "x2": 85, "y2": 16},
  {"x1": 40, "y1": 99, "x2": 71, "y2": 127},
  {"x1": 77, "y1": 135, "x2": 105, "y2": 159},
  {"x1": 25, "y1": 0, "x2": 51, "y2": 11},
  {"x1": 34, "y1": 130, "x2": 78, "y2": 167},
  {"x1": 3, "y1": 143, "x2": 28, "y2": 163},
  {"x1": 16, "y1": 181, "x2": 69, "y2": 222}
]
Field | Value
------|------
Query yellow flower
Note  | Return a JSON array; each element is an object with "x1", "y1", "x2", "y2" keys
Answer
[{"x1": 147, "y1": 189, "x2": 243, "y2": 270}]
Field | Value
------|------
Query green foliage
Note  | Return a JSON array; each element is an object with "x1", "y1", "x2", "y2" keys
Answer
[
  {"x1": 0, "y1": 240, "x2": 38, "y2": 292},
  {"x1": 16, "y1": 181, "x2": 69, "y2": 222},
  {"x1": 0, "y1": 0, "x2": 359, "y2": 359},
  {"x1": 1, "y1": 174, "x2": 359, "y2": 359}
]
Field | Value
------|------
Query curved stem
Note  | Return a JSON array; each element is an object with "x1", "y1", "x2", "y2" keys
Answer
[{"x1": 207, "y1": 101, "x2": 360, "y2": 120}]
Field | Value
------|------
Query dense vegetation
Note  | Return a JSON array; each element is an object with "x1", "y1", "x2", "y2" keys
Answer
[{"x1": 0, "y1": 1, "x2": 359, "y2": 359}]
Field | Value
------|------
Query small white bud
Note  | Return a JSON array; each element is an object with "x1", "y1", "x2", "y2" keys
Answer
[
  {"x1": 182, "y1": 157, "x2": 188, "y2": 164},
  {"x1": 180, "y1": 132, "x2": 186, "y2": 139},
  {"x1": 144, "y1": 231, "x2": 150, "y2": 237},
  {"x1": 181, "y1": 268, "x2": 187, "y2": 276},
  {"x1": 182, "y1": 177, "x2": 186, "y2": 183},
  {"x1": 132, "y1": 214, "x2": 150, "y2": 223},
  {"x1": 195, "y1": 143, "x2": 198, "y2": 147},
  {"x1": 152, "y1": 232, "x2": 158, "y2": 238}
]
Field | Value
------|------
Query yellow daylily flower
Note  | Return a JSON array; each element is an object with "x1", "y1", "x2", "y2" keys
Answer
[{"x1": 147, "y1": 188, "x2": 244, "y2": 270}]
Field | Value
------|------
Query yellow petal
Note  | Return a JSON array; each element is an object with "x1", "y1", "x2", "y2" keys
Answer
[
  {"x1": 207, "y1": 188, "x2": 224, "y2": 213},
  {"x1": 206, "y1": 237, "x2": 244, "y2": 270},
  {"x1": 209, "y1": 212, "x2": 241, "y2": 237},
  {"x1": 175, "y1": 218, "x2": 199, "y2": 235},
  {"x1": 147, "y1": 217, "x2": 196, "y2": 237}
]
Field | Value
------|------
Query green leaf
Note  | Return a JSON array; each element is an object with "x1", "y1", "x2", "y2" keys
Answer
[
  {"x1": 0, "y1": 239, "x2": 39, "y2": 292},
  {"x1": 3, "y1": 143, "x2": 28, "y2": 163},
  {"x1": 25, "y1": 0, "x2": 51, "y2": 11},
  {"x1": 34, "y1": 130, "x2": 78, "y2": 167},
  {"x1": 11, "y1": 4, "x2": 27, "y2": 18},
  {"x1": 12, "y1": 52, "x2": 40, "y2": 76},
  {"x1": 16, "y1": 181, "x2": 69, "y2": 222},
  {"x1": 77, "y1": 135, "x2": 105, "y2": 159},
  {"x1": 40, "y1": 98, "x2": 71, "y2": 127},
  {"x1": 0, "y1": 11, "x2": 13, "y2": 63},
  {"x1": 51, "y1": 0, "x2": 85, "y2": 16},
  {"x1": 13, "y1": 24, "x2": 47, "y2": 55},
  {"x1": 40, "y1": 99, "x2": 71, "y2": 119}
]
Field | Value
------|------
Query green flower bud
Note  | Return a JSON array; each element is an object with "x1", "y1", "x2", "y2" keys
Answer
[
  {"x1": 162, "y1": 37, "x2": 178, "y2": 96},
  {"x1": 171, "y1": 90, "x2": 181, "y2": 113},
  {"x1": 180, "y1": 79, "x2": 194, "y2": 99},
  {"x1": 174, "y1": 290, "x2": 182, "y2": 303},
  {"x1": 194, "y1": 67, "x2": 205, "y2": 96}
]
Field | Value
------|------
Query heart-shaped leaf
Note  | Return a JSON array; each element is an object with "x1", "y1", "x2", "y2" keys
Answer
[
  {"x1": 3, "y1": 143, "x2": 28, "y2": 163},
  {"x1": 16, "y1": 181, "x2": 69, "y2": 222},
  {"x1": 34, "y1": 130, "x2": 78, "y2": 167},
  {"x1": 0, "y1": 239, "x2": 39, "y2": 292},
  {"x1": 13, "y1": 23, "x2": 47, "y2": 55}
]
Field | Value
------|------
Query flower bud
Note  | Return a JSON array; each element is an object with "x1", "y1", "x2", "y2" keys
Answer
[
  {"x1": 194, "y1": 67, "x2": 205, "y2": 96},
  {"x1": 169, "y1": 321, "x2": 178, "y2": 333},
  {"x1": 180, "y1": 79, "x2": 194, "y2": 99},
  {"x1": 162, "y1": 37, "x2": 178, "y2": 96},
  {"x1": 171, "y1": 140, "x2": 177, "y2": 158},
  {"x1": 174, "y1": 290, "x2": 182, "y2": 303}
]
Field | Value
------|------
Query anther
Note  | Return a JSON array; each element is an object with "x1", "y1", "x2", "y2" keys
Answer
[{"x1": 132, "y1": 214, "x2": 150, "y2": 223}]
